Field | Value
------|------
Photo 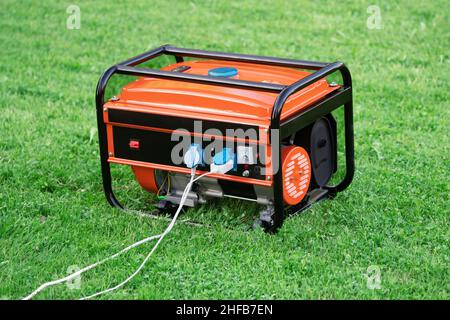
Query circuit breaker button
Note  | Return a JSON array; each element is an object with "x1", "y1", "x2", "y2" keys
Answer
[{"x1": 129, "y1": 140, "x2": 140, "y2": 149}]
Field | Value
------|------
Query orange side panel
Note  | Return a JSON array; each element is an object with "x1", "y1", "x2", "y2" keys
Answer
[{"x1": 131, "y1": 166, "x2": 158, "y2": 193}]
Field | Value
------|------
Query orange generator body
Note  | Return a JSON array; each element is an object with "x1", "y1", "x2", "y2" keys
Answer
[{"x1": 96, "y1": 45, "x2": 354, "y2": 232}]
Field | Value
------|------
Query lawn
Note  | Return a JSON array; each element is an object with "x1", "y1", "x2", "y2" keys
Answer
[{"x1": 0, "y1": 0, "x2": 448, "y2": 299}]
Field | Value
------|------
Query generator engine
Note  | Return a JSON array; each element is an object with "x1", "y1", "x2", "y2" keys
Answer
[{"x1": 96, "y1": 45, "x2": 354, "y2": 232}]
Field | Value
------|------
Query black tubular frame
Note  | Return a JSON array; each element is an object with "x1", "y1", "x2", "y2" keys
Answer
[{"x1": 95, "y1": 45, "x2": 354, "y2": 232}]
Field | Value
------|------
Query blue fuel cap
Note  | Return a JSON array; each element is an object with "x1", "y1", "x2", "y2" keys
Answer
[{"x1": 208, "y1": 67, "x2": 238, "y2": 78}]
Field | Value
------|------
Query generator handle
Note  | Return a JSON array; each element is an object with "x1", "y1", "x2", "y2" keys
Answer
[
  {"x1": 271, "y1": 61, "x2": 350, "y2": 125},
  {"x1": 118, "y1": 45, "x2": 167, "y2": 66},
  {"x1": 116, "y1": 44, "x2": 329, "y2": 70},
  {"x1": 164, "y1": 45, "x2": 328, "y2": 70},
  {"x1": 95, "y1": 65, "x2": 123, "y2": 208},
  {"x1": 99, "y1": 45, "x2": 336, "y2": 99}
]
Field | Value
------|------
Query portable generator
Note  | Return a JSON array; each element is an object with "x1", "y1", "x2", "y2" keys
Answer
[{"x1": 95, "y1": 45, "x2": 354, "y2": 232}]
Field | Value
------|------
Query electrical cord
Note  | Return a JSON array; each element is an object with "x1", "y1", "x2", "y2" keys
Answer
[
  {"x1": 22, "y1": 234, "x2": 162, "y2": 300},
  {"x1": 156, "y1": 172, "x2": 171, "y2": 199},
  {"x1": 80, "y1": 169, "x2": 214, "y2": 300},
  {"x1": 23, "y1": 167, "x2": 213, "y2": 300}
]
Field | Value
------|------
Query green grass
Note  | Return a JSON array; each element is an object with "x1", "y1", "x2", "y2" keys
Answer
[{"x1": 0, "y1": 0, "x2": 449, "y2": 300}]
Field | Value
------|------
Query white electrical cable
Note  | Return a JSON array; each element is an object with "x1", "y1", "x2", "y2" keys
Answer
[
  {"x1": 80, "y1": 169, "x2": 213, "y2": 300},
  {"x1": 22, "y1": 234, "x2": 162, "y2": 300},
  {"x1": 23, "y1": 168, "x2": 213, "y2": 300}
]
